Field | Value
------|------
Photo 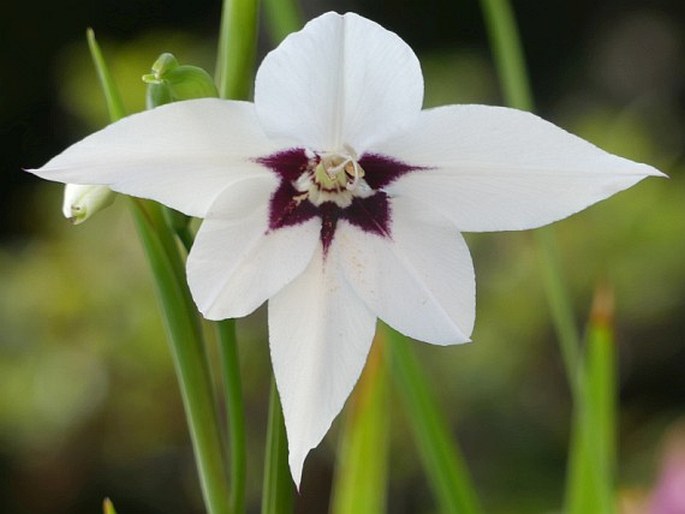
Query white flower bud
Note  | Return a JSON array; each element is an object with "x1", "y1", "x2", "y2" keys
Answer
[{"x1": 62, "y1": 184, "x2": 115, "y2": 224}]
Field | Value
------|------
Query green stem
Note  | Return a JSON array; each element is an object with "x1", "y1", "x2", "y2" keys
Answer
[
  {"x1": 217, "y1": 320, "x2": 247, "y2": 514},
  {"x1": 478, "y1": 3, "x2": 613, "y2": 511},
  {"x1": 213, "y1": 0, "x2": 258, "y2": 507},
  {"x1": 130, "y1": 199, "x2": 232, "y2": 514},
  {"x1": 215, "y1": 0, "x2": 260, "y2": 99},
  {"x1": 86, "y1": 29, "x2": 126, "y2": 121},
  {"x1": 261, "y1": 380, "x2": 294, "y2": 514},
  {"x1": 479, "y1": 0, "x2": 582, "y2": 389},
  {"x1": 386, "y1": 325, "x2": 482, "y2": 514},
  {"x1": 535, "y1": 228, "x2": 581, "y2": 385},
  {"x1": 87, "y1": 32, "x2": 231, "y2": 514},
  {"x1": 263, "y1": 0, "x2": 302, "y2": 44},
  {"x1": 478, "y1": 0, "x2": 533, "y2": 111},
  {"x1": 213, "y1": 2, "x2": 311, "y2": 510}
]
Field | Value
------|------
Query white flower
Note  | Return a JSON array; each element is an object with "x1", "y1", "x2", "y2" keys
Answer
[
  {"x1": 29, "y1": 12, "x2": 663, "y2": 484},
  {"x1": 62, "y1": 184, "x2": 115, "y2": 224}
]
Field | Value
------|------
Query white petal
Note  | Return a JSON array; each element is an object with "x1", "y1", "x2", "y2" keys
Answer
[
  {"x1": 377, "y1": 105, "x2": 665, "y2": 232},
  {"x1": 268, "y1": 244, "x2": 376, "y2": 486},
  {"x1": 339, "y1": 196, "x2": 474, "y2": 344},
  {"x1": 187, "y1": 175, "x2": 320, "y2": 319},
  {"x1": 30, "y1": 99, "x2": 282, "y2": 218},
  {"x1": 254, "y1": 12, "x2": 423, "y2": 153}
]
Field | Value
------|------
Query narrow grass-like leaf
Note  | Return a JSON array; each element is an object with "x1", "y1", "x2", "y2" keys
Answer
[
  {"x1": 587, "y1": 285, "x2": 616, "y2": 492},
  {"x1": 478, "y1": 0, "x2": 533, "y2": 111},
  {"x1": 86, "y1": 29, "x2": 126, "y2": 122},
  {"x1": 212, "y1": 2, "x2": 261, "y2": 508},
  {"x1": 130, "y1": 200, "x2": 232, "y2": 514},
  {"x1": 262, "y1": 379, "x2": 294, "y2": 514},
  {"x1": 385, "y1": 325, "x2": 482, "y2": 514},
  {"x1": 87, "y1": 34, "x2": 231, "y2": 514},
  {"x1": 330, "y1": 336, "x2": 389, "y2": 514},
  {"x1": 217, "y1": 319, "x2": 247, "y2": 514},
  {"x1": 102, "y1": 498, "x2": 117, "y2": 514},
  {"x1": 535, "y1": 228, "x2": 583, "y2": 386},
  {"x1": 478, "y1": 3, "x2": 620, "y2": 513},
  {"x1": 141, "y1": 52, "x2": 247, "y2": 514},
  {"x1": 566, "y1": 285, "x2": 616, "y2": 514},
  {"x1": 479, "y1": 0, "x2": 583, "y2": 390}
]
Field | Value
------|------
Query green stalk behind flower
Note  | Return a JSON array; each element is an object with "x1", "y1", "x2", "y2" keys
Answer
[
  {"x1": 213, "y1": 0, "x2": 262, "y2": 508},
  {"x1": 216, "y1": 0, "x2": 260, "y2": 99},
  {"x1": 478, "y1": 2, "x2": 616, "y2": 512},
  {"x1": 386, "y1": 324, "x2": 482, "y2": 514},
  {"x1": 478, "y1": 0, "x2": 582, "y2": 387},
  {"x1": 87, "y1": 30, "x2": 232, "y2": 514},
  {"x1": 261, "y1": 380, "x2": 294, "y2": 514},
  {"x1": 263, "y1": 0, "x2": 303, "y2": 44},
  {"x1": 331, "y1": 336, "x2": 389, "y2": 514},
  {"x1": 144, "y1": 49, "x2": 248, "y2": 514}
]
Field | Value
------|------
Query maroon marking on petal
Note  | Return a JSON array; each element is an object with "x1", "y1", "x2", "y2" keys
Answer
[
  {"x1": 258, "y1": 149, "x2": 405, "y2": 253},
  {"x1": 268, "y1": 181, "x2": 317, "y2": 231},
  {"x1": 319, "y1": 202, "x2": 340, "y2": 254},
  {"x1": 256, "y1": 148, "x2": 310, "y2": 181},
  {"x1": 358, "y1": 153, "x2": 428, "y2": 189},
  {"x1": 342, "y1": 193, "x2": 392, "y2": 239}
]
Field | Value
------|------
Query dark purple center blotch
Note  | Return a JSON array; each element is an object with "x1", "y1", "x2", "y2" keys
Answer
[{"x1": 256, "y1": 148, "x2": 425, "y2": 252}]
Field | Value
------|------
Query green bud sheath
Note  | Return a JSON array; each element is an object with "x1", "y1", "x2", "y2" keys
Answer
[
  {"x1": 144, "y1": 53, "x2": 219, "y2": 103},
  {"x1": 165, "y1": 65, "x2": 219, "y2": 100},
  {"x1": 146, "y1": 82, "x2": 173, "y2": 109},
  {"x1": 143, "y1": 53, "x2": 219, "y2": 239}
]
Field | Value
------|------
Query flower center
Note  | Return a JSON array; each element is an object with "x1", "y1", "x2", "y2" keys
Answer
[
  {"x1": 257, "y1": 147, "x2": 427, "y2": 252},
  {"x1": 293, "y1": 147, "x2": 373, "y2": 207}
]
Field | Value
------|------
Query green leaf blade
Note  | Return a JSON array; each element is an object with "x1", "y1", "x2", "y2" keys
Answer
[
  {"x1": 385, "y1": 325, "x2": 482, "y2": 514},
  {"x1": 261, "y1": 379, "x2": 294, "y2": 514},
  {"x1": 566, "y1": 284, "x2": 617, "y2": 514},
  {"x1": 331, "y1": 338, "x2": 389, "y2": 514},
  {"x1": 87, "y1": 33, "x2": 232, "y2": 514}
]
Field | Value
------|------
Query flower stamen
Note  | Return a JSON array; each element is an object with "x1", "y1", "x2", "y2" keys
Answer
[{"x1": 294, "y1": 148, "x2": 370, "y2": 207}]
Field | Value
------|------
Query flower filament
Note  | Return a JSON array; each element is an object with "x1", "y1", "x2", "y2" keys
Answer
[{"x1": 294, "y1": 148, "x2": 373, "y2": 207}]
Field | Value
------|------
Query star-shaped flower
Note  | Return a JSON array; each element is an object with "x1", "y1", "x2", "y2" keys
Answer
[{"x1": 29, "y1": 12, "x2": 662, "y2": 484}]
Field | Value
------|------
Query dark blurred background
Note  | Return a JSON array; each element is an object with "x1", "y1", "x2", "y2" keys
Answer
[{"x1": 1, "y1": 0, "x2": 684, "y2": 513}]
